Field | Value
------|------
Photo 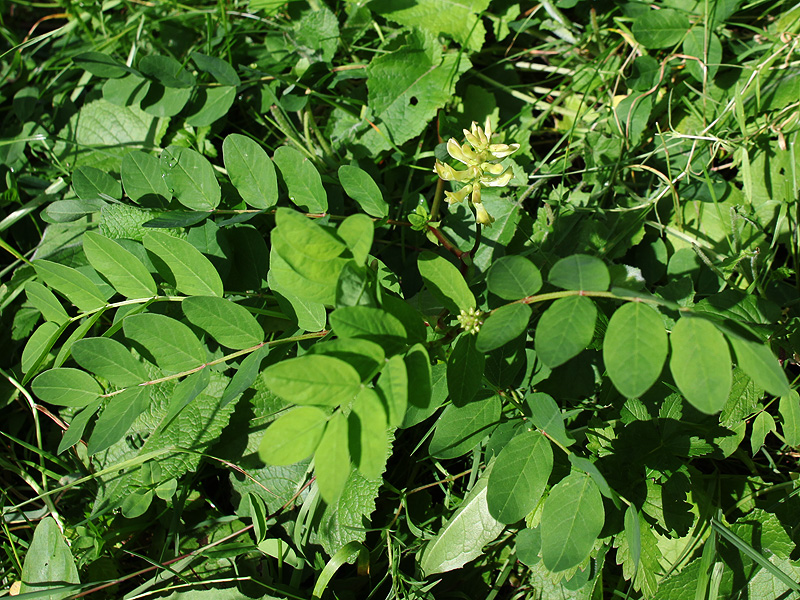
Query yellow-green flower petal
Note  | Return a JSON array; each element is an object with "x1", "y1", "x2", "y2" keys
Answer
[
  {"x1": 447, "y1": 138, "x2": 469, "y2": 164},
  {"x1": 445, "y1": 184, "x2": 471, "y2": 204},
  {"x1": 489, "y1": 143, "x2": 520, "y2": 159},
  {"x1": 474, "y1": 201, "x2": 494, "y2": 226},
  {"x1": 482, "y1": 166, "x2": 514, "y2": 187}
]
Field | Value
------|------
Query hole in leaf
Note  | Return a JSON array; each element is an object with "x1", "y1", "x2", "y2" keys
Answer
[{"x1": 409, "y1": 96, "x2": 418, "y2": 106}]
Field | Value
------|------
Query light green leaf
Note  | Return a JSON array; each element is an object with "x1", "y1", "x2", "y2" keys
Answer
[
  {"x1": 258, "y1": 406, "x2": 328, "y2": 465},
  {"x1": 185, "y1": 86, "x2": 236, "y2": 126},
  {"x1": 603, "y1": 302, "x2": 668, "y2": 398},
  {"x1": 338, "y1": 165, "x2": 388, "y2": 218},
  {"x1": 222, "y1": 134, "x2": 277, "y2": 210},
  {"x1": 725, "y1": 329, "x2": 790, "y2": 398},
  {"x1": 337, "y1": 213, "x2": 374, "y2": 265},
  {"x1": 83, "y1": 231, "x2": 157, "y2": 299},
  {"x1": 329, "y1": 305, "x2": 407, "y2": 349},
  {"x1": 486, "y1": 255, "x2": 542, "y2": 300},
  {"x1": 72, "y1": 165, "x2": 121, "y2": 201},
  {"x1": 317, "y1": 469, "x2": 381, "y2": 557},
  {"x1": 548, "y1": 254, "x2": 610, "y2": 291},
  {"x1": 314, "y1": 411, "x2": 351, "y2": 504},
  {"x1": 476, "y1": 303, "x2": 530, "y2": 353},
  {"x1": 669, "y1": 317, "x2": 731, "y2": 414},
  {"x1": 74, "y1": 51, "x2": 132, "y2": 77},
  {"x1": 71, "y1": 337, "x2": 150, "y2": 386},
  {"x1": 447, "y1": 333, "x2": 485, "y2": 407},
  {"x1": 57, "y1": 400, "x2": 102, "y2": 454},
  {"x1": 309, "y1": 338, "x2": 385, "y2": 381},
  {"x1": 534, "y1": 296, "x2": 597, "y2": 368},
  {"x1": 182, "y1": 296, "x2": 263, "y2": 350},
  {"x1": 418, "y1": 251, "x2": 475, "y2": 314},
  {"x1": 263, "y1": 354, "x2": 363, "y2": 407},
  {"x1": 32, "y1": 368, "x2": 102, "y2": 407},
  {"x1": 143, "y1": 231, "x2": 223, "y2": 297},
  {"x1": 377, "y1": 355, "x2": 408, "y2": 427},
  {"x1": 121, "y1": 488, "x2": 153, "y2": 518},
  {"x1": 33, "y1": 260, "x2": 108, "y2": 312},
  {"x1": 19, "y1": 516, "x2": 80, "y2": 600},
  {"x1": 487, "y1": 430, "x2": 552, "y2": 524},
  {"x1": 25, "y1": 281, "x2": 68, "y2": 324},
  {"x1": 420, "y1": 467, "x2": 504, "y2": 575},
  {"x1": 160, "y1": 145, "x2": 221, "y2": 211},
  {"x1": 632, "y1": 8, "x2": 690, "y2": 49},
  {"x1": 750, "y1": 411, "x2": 776, "y2": 455},
  {"x1": 123, "y1": 313, "x2": 206, "y2": 373},
  {"x1": 780, "y1": 391, "x2": 800, "y2": 447},
  {"x1": 683, "y1": 29, "x2": 722, "y2": 83},
  {"x1": 541, "y1": 472, "x2": 605, "y2": 572},
  {"x1": 21, "y1": 322, "x2": 63, "y2": 374},
  {"x1": 349, "y1": 388, "x2": 388, "y2": 480},
  {"x1": 121, "y1": 150, "x2": 171, "y2": 204},
  {"x1": 88, "y1": 386, "x2": 152, "y2": 455},
  {"x1": 526, "y1": 392, "x2": 574, "y2": 447},
  {"x1": 429, "y1": 393, "x2": 501, "y2": 459},
  {"x1": 273, "y1": 146, "x2": 327, "y2": 213}
]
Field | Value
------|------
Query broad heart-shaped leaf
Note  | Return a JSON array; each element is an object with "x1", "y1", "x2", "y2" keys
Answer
[
  {"x1": 88, "y1": 386, "x2": 152, "y2": 455},
  {"x1": 780, "y1": 391, "x2": 800, "y2": 447},
  {"x1": 83, "y1": 231, "x2": 157, "y2": 299},
  {"x1": 19, "y1": 516, "x2": 80, "y2": 600},
  {"x1": 376, "y1": 354, "x2": 408, "y2": 427},
  {"x1": 349, "y1": 388, "x2": 389, "y2": 481},
  {"x1": 160, "y1": 145, "x2": 220, "y2": 211},
  {"x1": 534, "y1": 296, "x2": 597, "y2": 368},
  {"x1": 487, "y1": 430, "x2": 552, "y2": 524},
  {"x1": 272, "y1": 145, "x2": 327, "y2": 213},
  {"x1": 73, "y1": 165, "x2": 121, "y2": 201},
  {"x1": 603, "y1": 302, "x2": 668, "y2": 398},
  {"x1": 314, "y1": 411, "x2": 351, "y2": 503},
  {"x1": 420, "y1": 465, "x2": 504, "y2": 575},
  {"x1": 32, "y1": 368, "x2": 102, "y2": 407},
  {"x1": 447, "y1": 333, "x2": 485, "y2": 407},
  {"x1": 263, "y1": 354, "x2": 363, "y2": 407},
  {"x1": 548, "y1": 254, "x2": 610, "y2": 291},
  {"x1": 123, "y1": 313, "x2": 206, "y2": 373},
  {"x1": 33, "y1": 260, "x2": 108, "y2": 312},
  {"x1": 429, "y1": 393, "x2": 501, "y2": 459},
  {"x1": 338, "y1": 165, "x2": 388, "y2": 218},
  {"x1": 486, "y1": 255, "x2": 542, "y2": 300},
  {"x1": 25, "y1": 281, "x2": 69, "y2": 324},
  {"x1": 71, "y1": 337, "x2": 150, "y2": 387},
  {"x1": 541, "y1": 472, "x2": 605, "y2": 572},
  {"x1": 222, "y1": 134, "x2": 277, "y2": 209},
  {"x1": 182, "y1": 296, "x2": 263, "y2": 350},
  {"x1": 143, "y1": 231, "x2": 223, "y2": 297},
  {"x1": 121, "y1": 150, "x2": 171, "y2": 204},
  {"x1": 476, "y1": 303, "x2": 531, "y2": 353},
  {"x1": 258, "y1": 406, "x2": 328, "y2": 465},
  {"x1": 670, "y1": 317, "x2": 732, "y2": 414},
  {"x1": 632, "y1": 8, "x2": 690, "y2": 49},
  {"x1": 724, "y1": 328, "x2": 790, "y2": 398},
  {"x1": 418, "y1": 251, "x2": 475, "y2": 313}
]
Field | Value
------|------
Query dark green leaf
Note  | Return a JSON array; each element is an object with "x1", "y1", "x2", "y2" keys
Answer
[
  {"x1": 123, "y1": 312, "x2": 206, "y2": 373},
  {"x1": 429, "y1": 394, "x2": 501, "y2": 459},
  {"x1": 182, "y1": 296, "x2": 263, "y2": 349},
  {"x1": 534, "y1": 296, "x2": 597, "y2": 368},
  {"x1": 527, "y1": 392, "x2": 573, "y2": 447},
  {"x1": 780, "y1": 391, "x2": 800, "y2": 447},
  {"x1": 222, "y1": 134, "x2": 277, "y2": 210},
  {"x1": 548, "y1": 254, "x2": 610, "y2": 291},
  {"x1": 22, "y1": 321, "x2": 62, "y2": 375},
  {"x1": 476, "y1": 303, "x2": 530, "y2": 353},
  {"x1": 32, "y1": 368, "x2": 102, "y2": 407},
  {"x1": 185, "y1": 86, "x2": 236, "y2": 126},
  {"x1": 143, "y1": 211, "x2": 211, "y2": 228},
  {"x1": 447, "y1": 334, "x2": 485, "y2": 407},
  {"x1": 190, "y1": 51, "x2": 241, "y2": 86},
  {"x1": 418, "y1": 251, "x2": 475, "y2": 313},
  {"x1": 725, "y1": 329, "x2": 790, "y2": 398},
  {"x1": 160, "y1": 145, "x2": 220, "y2": 211},
  {"x1": 88, "y1": 386, "x2": 151, "y2": 455},
  {"x1": 273, "y1": 146, "x2": 327, "y2": 213},
  {"x1": 73, "y1": 166, "x2": 121, "y2": 201},
  {"x1": 143, "y1": 231, "x2": 223, "y2": 297},
  {"x1": 83, "y1": 231, "x2": 157, "y2": 298},
  {"x1": 57, "y1": 399, "x2": 102, "y2": 454},
  {"x1": 33, "y1": 260, "x2": 108, "y2": 312},
  {"x1": 221, "y1": 345, "x2": 268, "y2": 407},
  {"x1": 74, "y1": 51, "x2": 133, "y2": 77},
  {"x1": 25, "y1": 281, "x2": 68, "y2": 324},
  {"x1": 632, "y1": 8, "x2": 690, "y2": 49},
  {"x1": 121, "y1": 150, "x2": 171, "y2": 204},
  {"x1": 258, "y1": 406, "x2": 328, "y2": 465},
  {"x1": 486, "y1": 255, "x2": 542, "y2": 300},
  {"x1": 139, "y1": 54, "x2": 195, "y2": 88}
]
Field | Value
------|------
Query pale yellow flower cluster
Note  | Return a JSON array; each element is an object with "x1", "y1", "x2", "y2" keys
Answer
[
  {"x1": 433, "y1": 118, "x2": 520, "y2": 226},
  {"x1": 456, "y1": 307, "x2": 483, "y2": 334}
]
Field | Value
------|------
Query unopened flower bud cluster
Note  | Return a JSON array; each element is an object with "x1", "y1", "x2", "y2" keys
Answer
[{"x1": 457, "y1": 307, "x2": 483, "y2": 334}]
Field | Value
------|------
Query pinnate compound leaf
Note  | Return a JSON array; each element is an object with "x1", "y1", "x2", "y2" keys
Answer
[
  {"x1": 88, "y1": 386, "x2": 151, "y2": 455},
  {"x1": 83, "y1": 231, "x2": 157, "y2": 298},
  {"x1": 182, "y1": 296, "x2": 263, "y2": 350},
  {"x1": 447, "y1": 333, "x2": 485, "y2": 407},
  {"x1": 476, "y1": 303, "x2": 530, "y2": 353},
  {"x1": 222, "y1": 134, "x2": 277, "y2": 209},
  {"x1": 19, "y1": 516, "x2": 80, "y2": 600},
  {"x1": 603, "y1": 302, "x2": 668, "y2": 398},
  {"x1": 258, "y1": 406, "x2": 328, "y2": 465},
  {"x1": 263, "y1": 355, "x2": 362, "y2": 407},
  {"x1": 314, "y1": 411, "x2": 351, "y2": 503},
  {"x1": 338, "y1": 165, "x2": 388, "y2": 218},
  {"x1": 669, "y1": 317, "x2": 731, "y2": 414},
  {"x1": 418, "y1": 251, "x2": 475, "y2": 313},
  {"x1": 486, "y1": 255, "x2": 542, "y2": 300},
  {"x1": 143, "y1": 231, "x2": 223, "y2": 297},
  {"x1": 632, "y1": 8, "x2": 690, "y2": 49},
  {"x1": 534, "y1": 296, "x2": 597, "y2": 368},
  {"x1": 32, "y1": 368, "x2": 102, "y2": 407},
  {"x1": 725, "y1": 329, "x2": 790, "y2": 398},
  {"x1": 123, "y1": 313, "x2": 206, "y2": 373},
  {"x1": 121, "y1": 150, "x2": 171, "y2": 204},
  {"x1": 429, "y1": 394, "x2": 501, "y2": 459},
  {"x1": 487, "y1": 430, "x2": 552, "y2": 524},
  {"x1": 541, "y1": 472, "x2": 605, "y2": 572},
  {"x1": 72, "y1": 337, "x2": 150, "y2": 386},
  {"x1": 780, "y1": 391, "x2": 800, "y2": 447},
  {"x1": 421, "y1": 467, "x2": 504, "y2": 575},
  {"x1": 160, "y1": 145, "x2": 220, "y2": 211},
  {"x1": 33, "y1": 260, "x2": 108, "y2": 312},
  {"x1": 548, "y1": 254, "x2": 610, "y2": 291},
  {"x1": 349, "y1": 388, "x2": 389, "y2": 481},
  {"x1": 273, "y1": 146, "x2": 327, "y2": 213}
]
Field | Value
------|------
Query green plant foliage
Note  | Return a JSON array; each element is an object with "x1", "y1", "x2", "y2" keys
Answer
[
  {"x1": 534, "y1": 296, "x2": 597, "y2": 368},
  {"x1": 485, "y1": 255, "x2": 542, "y2": 300},
  {"x1": 222, "y1": 134, "x2": 277, "y2": 210},
  {"x1": 19, "y1": 517, "x2": 80, "y2": 599}
]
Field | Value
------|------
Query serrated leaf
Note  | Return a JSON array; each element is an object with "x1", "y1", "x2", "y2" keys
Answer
[
  {"x1": 669, "y1": 317, "x2": 731, "y2": 414},
  {"x1": 486, "y1": 255, "x2": 542, "y2": 300},
  {"x1": 88, "y1": 386, "x2": 151, "y2": 455},
  {"x1": 314, "y1": 411, "x2": 351, "y2": 503},
  {"x1": 487, "y1": 430, "x2": 552, "y2": 524},
  {"x1": 548, "y1": 254, "x2": 610, "y2": 291},
  {"x1": 32, "y1": 368, "x2": 102, "y2": 407},
  {"x1": 534, "y1": 296, "x2": 597, "y2": 368},
  {"x1": 222, "y1": 134, "x2": 277, "y2": 209},
  {"x1": 632, "y1": 8, "x2": 690, "y2": 49},
  {"x1": 71, "y1": 337, "x2": 150, "y2": 386},
  {"x1": 123, "y1": 313, "x2": 206, "y2": 373},
  {"x1": 121, "y1": 150, "x2": 171, "y2": 204},
  {"x1": 33, "y1": 260, "x2": 108, "y2": 312},
  {"x1": 603, "y1": 302, "x2": 668, "y2": 398},
  {"x1": 349, "y1": 388, "x2": 388, "y2": 480},
  {"x1": 338, "y1": 165, "x2": 388, "y2": 218},
  {"x1": 263, "y1": 354, "x2": 363, "y2": 407},
  {"x1": 19, "y1": 516, "x2": 80, "y2": 600},
  {"x1": 418, "y1": 251, "x2": 475, "y2": 313},
  {"x1": 273, "y1": 146, "x2": 327, "y2": 213},
  {"x1": 476, "y1": 303, "x2": 530, "y2": 353},
  {"x1": 318, "y1": 469, "x2": 381, "y2": 557},
  {"x1": 160, "y1": 145, "x2": 220, "y2": 211},
  {"x1": 143, "y1": 231, "x2": 223, "y2": 297},
  {"x1": 182, "y1": 296, "x2": 263, "y2": 350},
  {"x1": 83, "y1": 231, "x2": 157, "y2": 298},
  {"x1": 429, "y1": 393, "x2": 500, "y2": 459},
  {"x1": 258, "y1": 406, "x2": 328, "y2": 465},
  {"x1": 541, "y1": 472, "x2": 605, "y2": 572},
  {"x1": 447, "y1": 333, "x2": 485, "y2": 407}
]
